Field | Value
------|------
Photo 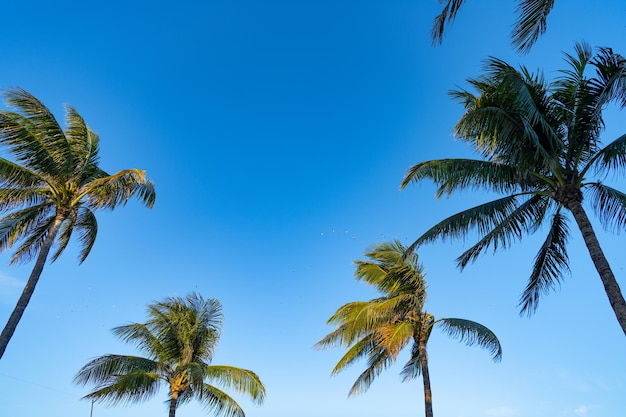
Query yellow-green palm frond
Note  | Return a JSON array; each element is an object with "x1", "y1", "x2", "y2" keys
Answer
[
  {"x1": 204, "y1": 365, "x2": 266, "y2": 404},
  {"x1": 0, "y1": 187, "x2": 49, "y2": 213},
  {"x1": 81, "y1": 168, "x2": 155, "y2": 209},
  {"x1": 0, "y1": 158, "x2": 44, "y2": 189},
  {"x1": 2, "y1": 88, "x2": 71, "y2": 178},
  {"x1": 74, "y1": 354, "x2": 162, "y2": 406},
  {"x1": 195, "y1": 384, "x2": 246, "y2": 417},
  {"x1": 64, "y1": 105, "x2": 101, "y2": 180}
]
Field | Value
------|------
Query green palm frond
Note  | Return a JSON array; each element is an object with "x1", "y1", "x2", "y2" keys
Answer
[
  {"x1": 81, "y1": 371, "x2": 162, "y2": 406},
  {"x1": 0, "y1": 187, "x2": 48, "y2": 213},
  {"x1": 586, "y1": 183, "x2": 626, "y2": 232},
  {"x1": 74, "y1": 207, "x2": 98, "y2": 263},
  {"x1": 436, "y1": 318, "x2": 502, "y2": 361},
  {"x1": 519, "y1": 210, "x2": 570, "y2": 315},
  {"x1": 112, "y1": 323, "x2": 166, "y2": 361},
  {"x1": 64, "y1": 105, "x2": 101, "y2": 180},
  {"x1": 589, "y1": 46, "x2": 626, "y2": 110},
  {"x1": 204, "y1": 365, "x2": 266, "y2": 404},
  {"x1": 0, "y1": 158, "x2": 44, "y2": 188},
  {"x1": 407, "y1": 194, "x2": 526, "y2": 254},
  {"x1": 195, "y1": 384, "x2": 246, "y2": 417},
  {"x1": 512, "y1": 0, "x2": 555, "y2": 53},
  {"x1": 2, "y1": 88, "x2": 71, "y2": 177},
  {"x1": 348, "y1": 342, "x2": 396, "y2": 396},
  {"x1": 456, "y1": 194, "x2": 551, "y2": 268},
  {"x1": 327, "y1": 334, "x2": 377, "y2": 375},
  {"x1": 401, "y1": 159, "x2": 525, "y2": 197},
  {"x1": 50, "y1": 209, "x2": 78, "y2": 262},
  {"x1": 589, "y1": 133, "x2": 626, "y2": 176},
  {"x1": 81, "y1": 168, "x2": 155, "y2": 209}
]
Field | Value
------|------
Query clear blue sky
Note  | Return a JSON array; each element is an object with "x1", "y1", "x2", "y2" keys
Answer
[{"x1": 0, "y1": 1, "x2": 625, "y2": 417}]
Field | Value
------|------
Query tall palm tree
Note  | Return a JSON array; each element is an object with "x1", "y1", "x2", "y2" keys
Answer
[
  {"x1": 75, "y1": 293, "x2": 266, "y2": 417},
  {"x1": 0, "y1": 88, "x2": 155, "y2": 359},
  {"x1": 315, "y1": 241, "x2": 501, "y2": 417},
  {"x1": 432, "y1": 0, "x2": 555, "y2": 53},
  {"x1": 401, "y1": 42, "x2": 626, "y2": 334}
]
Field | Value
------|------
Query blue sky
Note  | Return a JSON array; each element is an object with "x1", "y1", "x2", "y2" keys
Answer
[{"x1": 0, "y1": 1, "x2": 625, "y2": 417}]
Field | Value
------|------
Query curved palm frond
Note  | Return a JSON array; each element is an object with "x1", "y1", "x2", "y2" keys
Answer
[
  {"x1": 431, "y1": 0, "x2": 468, "y2": 45},
  {"x1": 401, "y1": 159, "x2": 524, "y2": 196},
  {"x1": 456, "y1": 194, "x2": 551, "y2": 268},
  {"x1": 512, "y1": 0, "x2": 555, "y2": 53},
  {"x1": 400, "y1": 339, "x2": 422, "y2": 381},
  {"x1": 74, "y1": 207, "x2": 98, "y2": 263},
  {"x1": 50, "y1": 209, "x2": 78, "y2": 262},
  {"x1": 195, "y1": 384, "x2": 246, "y2": 417},
  {"x1": 347, "y1": 342, "x2": 396, "y2": 397},
  {"x1": 435, "y1": 318, "x2": 502, "y2": 361},
  {"x1": 407, "y1": 194, "x2": 526, "y2": 255},
  {"x1": 0, "y1": 158, "x2": 44, "y2": 188},
  {"x1": 80, "y1": 168, "x2": 156, "y2": 209},
  {"x1": 519, "y1": 210, "x2": 570, "y2": 315},
  {"x1": 204, "y1": 365, "x2": 266, "y2": 404},
  {"x1": 2, "y1": 88, "x2": 71, "y2": 177},
  {"x1": 586, "y1": 182, "x2": 626, "y2": 233},
  {"x1": 0, "y1": 187, "x2": 48, "y2": 213},
  {"x1": 589, "y1": 133, "x2": 626, "y2": 176}
]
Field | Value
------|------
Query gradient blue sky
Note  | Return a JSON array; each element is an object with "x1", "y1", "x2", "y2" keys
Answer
[{"x1": 1, "y1": 1, "x2": 625, "y2": 417}]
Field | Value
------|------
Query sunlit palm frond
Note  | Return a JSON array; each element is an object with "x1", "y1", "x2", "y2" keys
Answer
[
  {"x1": 348, "y1": 342, "x2": 396, "y2": 396},
  {"x1": 519, "y1": 210, "x2": 570, "y2": 315},
  {"x1": 74, "y1": 207, "x2": 98, "y2": 263},
  {"x1": 204, "y1": 365, "x2": 266, "y2": 404},
  {"x1": 456, "y1": 194, "x2": 551, "y2": 268},
  {"x1": 112, "y1": 323, "x2": 166, "y2": 361},
  {"x1": 64, "y1": 105, "x2": 101, "y2": 178},
  {"x1": 81, "y1": 168, "x2": 155, "y2": 209},
  {"x1": 327, "y1": 333, "x2": 377, "y2": 375},
  {"x1": 435, "y1": 318, "x2": 502, "y2": 361},
  {"x1": 0, "y1": 158, "x2": 44, "y2": 188},
  {"x1": 81, "y1": 371, "x2": 162, "y2": 406},
  {"x1": 195, "y1": 384, "x2": 246, "y2": 417},
  {"x1": 586, "y1": 183, "x2": 626, "y2": 232},
  {"x1": 0, "y1": 187, "x2": 48, "y2": 213},
  {"x1": 2, "y1": 88, "x2": 71, "y2": 176}
]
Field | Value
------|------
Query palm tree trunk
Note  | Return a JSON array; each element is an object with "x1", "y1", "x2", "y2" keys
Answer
[
  {"x1": 169, "y1": 395, "x2": 178, "y2": 417},
  {"x1": 419, "y1": 337, "x2": 434, "y2": 417},
  {"x1": 569, "y1": 201, "x2": 626, "y2": 336},
  {"x1": 0, "y1": 215, "x2": 65, "y2": 359}
]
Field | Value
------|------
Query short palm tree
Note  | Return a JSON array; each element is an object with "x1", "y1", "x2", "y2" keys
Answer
[
  {"x1": 401, "y1": 42, "x2": 626, "y2": 334},
  {"x1": 74, "y1": 293, "x2": 266, "y2": 417},
  {"x1": 432, "y1": 0, "x2": 555, "y2": 53},
  {"x1": 0, "y1": 88, "x2": 155, "y2": 359},
  {"x1": 315, "y1": 240, "x2": 501, "y2": 417}
]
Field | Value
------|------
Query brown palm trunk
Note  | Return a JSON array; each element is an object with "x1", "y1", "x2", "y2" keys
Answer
[
  {"x1": 0, "y1": 215, "x2": 65, "y2": 359},
  {"x1": 569, "y1": 201, "x2": 626, "y2": 336},
  {"x1": 419, "y1": 335, "x2": 434, "y2": 417}
]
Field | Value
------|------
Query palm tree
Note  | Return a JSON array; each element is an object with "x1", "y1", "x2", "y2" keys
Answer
[
  {"x1": 0, "y1": 88, "x2": 155, "y2": 359},
  {"x1": 315, "y1": 241, "x2": 501, "y2": 417},
  {"x1": 401, "y1": 42, "x2": 626, "y2": 335},
  {"x1": 432, "y1": 0, "x2": 555, "y2": 53},
  {"x1": 74, "y1": 293, "x2": 266, "y2": 417}
]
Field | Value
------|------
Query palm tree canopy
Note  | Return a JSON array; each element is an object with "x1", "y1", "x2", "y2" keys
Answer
[
  {"x1": 432, "y1": 0, "x2": 555, "y2": 53},
  {"x1": 0, "y1": 87, "x2": 156, "y2": 265},
  {"x1": 75, "y1": 294, "x2": 265, "y2": 417},
  {"x1": 401, "y1": 42, "x2": 626, "y2": 316},
  {"x1": 316, "y1": 240, "x2": 502, "y2": 396}
]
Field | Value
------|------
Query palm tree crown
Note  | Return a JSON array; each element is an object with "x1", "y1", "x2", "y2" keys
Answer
[
  {"x1": 401, "y1": 42, "x2": 626, "y2": 334},
  {"x1": 0, "y1": 87, "x2": 155, "y2": 359},
  {"x1": 316, "y1": 240, "x2": 501, "y2": 417},
  {"x1": 75, "y1": 293, "x2": 266, "y2": 417}
]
